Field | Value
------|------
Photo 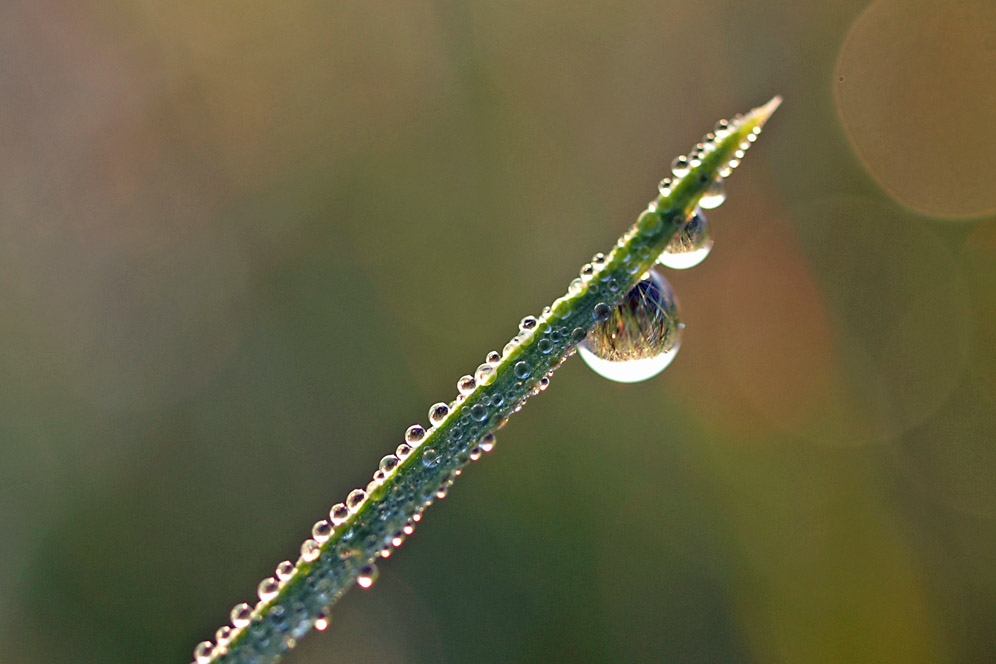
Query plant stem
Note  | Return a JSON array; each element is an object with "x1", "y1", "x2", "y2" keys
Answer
[{"x1": 195, "y1": 96, "x2": 781, "y2": 664}]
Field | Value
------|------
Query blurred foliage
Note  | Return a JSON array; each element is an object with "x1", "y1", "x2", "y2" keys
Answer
[{"x1": 0, "y1": 1, "x2": 993, "y2": 663}]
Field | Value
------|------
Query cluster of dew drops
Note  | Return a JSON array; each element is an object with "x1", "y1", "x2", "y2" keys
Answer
[
  {"x1": 576, "y1": 116, "x2": 760, "y2": 382},
  {"x1": 192, "y1": 114, "x2": 763, "y2": 664}
]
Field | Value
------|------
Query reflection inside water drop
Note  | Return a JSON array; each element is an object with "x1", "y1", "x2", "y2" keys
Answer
[
  {"x1": 578, "y1": 270, "x2": 683, "y2": 383},
  {"x1": 658, "y1": 208, "x2": 713, "y2": 270}
]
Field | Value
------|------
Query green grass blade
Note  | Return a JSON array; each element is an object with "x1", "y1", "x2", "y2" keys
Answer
[{"x1": 193, "y1": 96, "x2": 781, "y2": 664}]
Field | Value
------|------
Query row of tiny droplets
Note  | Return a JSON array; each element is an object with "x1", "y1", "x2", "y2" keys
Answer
[{"x1": 191, "y1": 104, "x2": 768, "y2": 664}]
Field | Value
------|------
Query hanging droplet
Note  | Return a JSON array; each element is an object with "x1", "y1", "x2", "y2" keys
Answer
[
  {"x1": 657, "y1": 209, "x2": 713, "y2": 270},
  {"x1": 315, "y1": 611, "x2": 330, "y2": 631},
  {"x1": 215, "y1": 626, "x2": 233, "y2": 646},
  {"x1": 396, "y1": 443, "x2": 413, "y2": 460},
  {"x1": 428, "y1": 403, "x2": 449, "y2": 425},
  {"x1": 480, "y1": 433, "x2": 496, "y2": 453},
  {"x1": 230, "y1": 602, "x2": 252, "y2": 628},
  {"x1": 671, "y1": 155, "x2": 690, "y2": 177},
  {"x1": 578, "y1": 270, "x2": 683, "y2": 383},
  {"x1": 698, "y1": 178, "x2": 726, "y2": 209},
  {"x1": 357, "y1": 564, "x2": 379, "y2": 589},
  {"x1": 258, "y1": 577, "x2": 280, "y2": 602}
]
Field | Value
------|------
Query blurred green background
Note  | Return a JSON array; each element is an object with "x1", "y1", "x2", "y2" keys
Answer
[{"x1": 2, "y1": 0, "x2": 995, "y2": 662}]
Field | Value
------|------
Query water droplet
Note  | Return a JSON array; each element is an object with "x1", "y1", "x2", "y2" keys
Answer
[
  {"x1": 357, "y1": 564, "x2": 379, "y2": 589},
  {"x1": 513, "y1": 361, "x2": 531, "y2": 379},
  {"x1": 379, "y1": 455, "x2": 400, "y2": 474},
  {"x1": 329, "y1": 503, "x2": 349, "y2": 525},
  {"x1": 428, "y1": 403, "x2": 449, "y2": 425},
  {"x1": 578, "y1": 270, "x2": 683, "y2": 383},
  {"x1": 315, "y1": 611, "x2": 330, "y2": 631},
  {"x1": 658, "y1": 209, "x2": 713, "y2": 270},
  {"x1": 405, "y1": 424, "x2": 426, "y2": 445},
  {"x1": 215, "y1": 625, "x2": 233, "y2": 646},
  {"x1": 480, "y1": 433, "x2": 496, "y2": 453},
  {"x1": 570, "y1": 327, "x2": 586, "y2": 343},
  {"x1": 194, "y1": 641, "x2": 214, "y2": 663},
  {"x1": 422, "y1": 447, "x2": 441, "y2": 468},
  {"x1": 300, "y1": 538, "x2": 321, "y2": 562},
  {"x1": 671, "y1": 155, "x2": 690, "y2": 177},
  {"x1": 519, "y1": 316, "x2": 538, "y2": 331},
  {"x1": 475, "y1": 363, "x2": 495, "y2": 385},
  {"x1": 593, "y1": 302, "x2": 612, "y2": 322},
  {"x1": 457, "y1": 374, "x2": 476, "y2": 395},
  {"x1": 580, "y1": 263, "x2": 595, "y2": 280},
  {"x1": 698, "y1": 178, "x2": 726, "y2": 209},
  {"x1": 538, "y1": 338, "x2": 553, "y2": 353},
  {"x1": 258, "y1": 577, "x2": 280, "y2": 602},
  {"x1": 568, "y1": 278, "x2": 584, "y2": 295},
  {"x1": 658, "y1": 177, "x2": 673, "y2": 196},
  {"x1": 396, "y1": 443, "x2": 412, "y2": 459},
  {"x1": 276, "y1": 560, "x2": 295, "y2": 581},
  {"x1": 312, "y1": 519, "x2": 333, "y2": 542},
  {"x1": 346, "y1": 489, "x2": 367, "y2": 512},
  {"x1": 486, "y1": 350, "x2": 501, "y2": 365},
  {"x1": 470, "y1": 403, "x2": 488, "y2": 421},
  {"x1": 230, "y1": 602, "x2": 252, "y2": 628}
]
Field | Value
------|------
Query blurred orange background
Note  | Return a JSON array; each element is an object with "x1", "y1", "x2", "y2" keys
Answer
[{"x1": 1, "y1": 0, "x2": 994, "y2": 662}]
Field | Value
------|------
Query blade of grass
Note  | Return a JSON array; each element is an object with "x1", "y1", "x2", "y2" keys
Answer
[{"x1": 194, "y1": 96, "x2": 781, "y2": 664}]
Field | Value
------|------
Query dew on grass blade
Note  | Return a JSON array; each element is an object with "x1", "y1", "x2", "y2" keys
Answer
[
  {"x1": 578, "y1": 270, "x2": 683, "y2": 383},
  {"x1": 658, "y1": 208, "x2": 713, "y2": 270}
]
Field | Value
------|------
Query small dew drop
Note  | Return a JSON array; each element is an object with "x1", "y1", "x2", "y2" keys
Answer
[
  {"x1": 215, "y1": 625, "x2": 232, "y2": 646},
  {"x1": 258, "y1": 577, "x2": 280, "y2": 603},
  {"x1": 379, "y1": 455, "x2": 400, "y2": 474},
  {"x1": 658, "y1": 209, "x2": 713, "y2": 270},
  {"x1": 671, "y1": 155, "x2": 690, "y2": 177},
  {"x1": 475, "y1": 363, "x2": 495, "y2": 385},
  {"x1": 579, "y1": 263, "x2": 595, "y2": 281},
  {"x1": 329, "y1": 503, "x2": 349, "y2": 526},
  {"x1": 568, "y1": 278, "x2": 584, "y2": 296},
  {"x1": 315, "y1": 611, "x2": 330, "y2": 631},
  {"x1": 578, "y1": 270, "x2": 683, "y2": 383},
  {"x1": 513, "y1": 361, "x2": 531, "y2": 379},
  {"x1": 480, "y1": 433, "x2": 496, "y2": 453},
  {"x1": 312, "y1": 519, "x2": 333, "y2": 542},
  {"x1": 470, "y1": 403, "x2": 488, "y2": 421},
  {"x1": 519, "y1": 315, "x2": 538, "y2": 331},
  {"x1": 405, "y1": 424, "x2": 426, "y2": 445},
  {"x1": 346, "y1": 489, "x2": 367, "y2": 512},
  {"x1": 357, "y1": 564, "x2": 379, "y2": 589},
  {"x1": 538, "y1": 338, "x2": 553, "y2": 354},
  {"x1": 276, "y1": 560, "x2": 295, "y2": 581},
  {"x1": 486, "y1": 350, "x2": 501, "y2": 365},
  {"x1": 457, "y1": 375, "x2": 476, "y2": 395},
  {"x1": 396, "y1": 443, "x2": 412, "y2": 459},
  {"x1": 593, "y1": 302, "x2": 612, "y2": 322},
  {"x1": 428, "y1": 403, "x2": 449, "y2": 426},
  {"x1": 698, "y1": 178, "x2": 726, "y2": 209},
  {"x1": 300, "y1": 539, "x2": 321, "y2": 562},
  {"x1": 658, "y1": 177, "x2": 673, "y2": 196},
  {"x1": 422, "y1": 447, "x2": 441, "y2": 468},
  {"x1": 230, "y1": 602, "x2": 252, "y2": 628},
  {"x1": 194, "y1": 641, "x2": 214, "y2": 663}
]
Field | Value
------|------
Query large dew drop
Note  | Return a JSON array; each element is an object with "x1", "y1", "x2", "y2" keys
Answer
[
  {"x1": 578, "y1": 270, "x2": 683, "y2": 383},
  {"x1": 657, "y1": 208, "x2": 713, "y2": 270}
]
